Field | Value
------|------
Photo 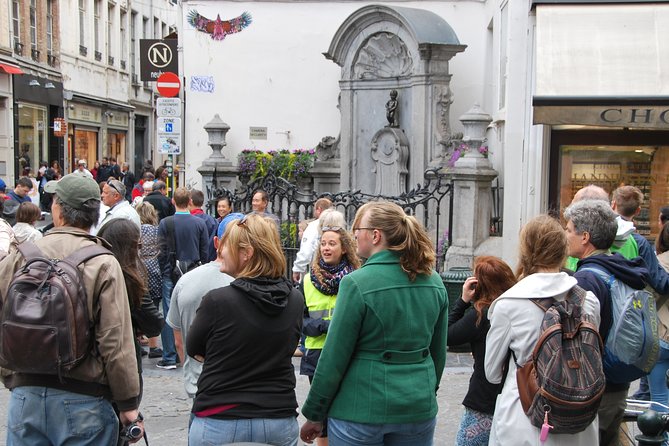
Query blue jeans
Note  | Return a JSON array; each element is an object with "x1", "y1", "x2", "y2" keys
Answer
[
  {"x1": 328, "y1": 417, "x2": 436, "y2": 446},
  {"x1": 7, "y1": 386, "x2": 119, "y2": 446},
  {"x1": 160, "y1": 276, "x2": 178, "y2": 364},
  {"x1": 188, "y1": 416, "x2": 298, "y2": 446},
  {"x1": 649, "y1": 340, "x2": 669, "y2": 412}
]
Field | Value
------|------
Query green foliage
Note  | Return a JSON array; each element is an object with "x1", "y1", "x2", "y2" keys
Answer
[
  {"x1": 280, "y1": 222, "x2": 298, "y2": 248},
  {"x1": 237, "y1": 149, "x2": 316, "y2": 181}
]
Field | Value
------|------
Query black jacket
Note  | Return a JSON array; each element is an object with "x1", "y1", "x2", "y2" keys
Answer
[
  {"x1": 143, "y1": 192, "x2": 175, "y2": 221},
  {"x1": 447, "y1": 298, "x2": 502, "y2": 414},
  {"x1": 187, "y1": 277, "x2": 304, "y2": 419}
]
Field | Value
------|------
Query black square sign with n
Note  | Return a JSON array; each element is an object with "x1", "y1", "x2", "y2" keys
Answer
[{"x1": 140, "y1": 39, "x2": 178, "y2": 81}]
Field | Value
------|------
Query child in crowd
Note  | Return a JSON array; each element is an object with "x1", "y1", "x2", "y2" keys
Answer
[{"x1": 12, "y1": 202, "x2": 42, "y2": 243}]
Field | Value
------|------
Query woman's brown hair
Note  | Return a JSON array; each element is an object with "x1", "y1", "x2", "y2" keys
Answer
[
  {"x1": 16, "y1": 202, "x2": 41, "y2": 224},
  {"x1": 353, "y1": 201, "x2": 435, "y2": 281},
  {"x1": 656, "y1": 222, "x2": 669, "y2": 254},
  {"x1": 97, "y1": 219, "x2": 147, "y2": 309},
  {"x1": 516, "y1": 214, "x2": 568, "y2": 279},
  {"x1": 471, "y1": 256, "x2": 516, "y2": 326},
  {"x1": 220, "y1": 213, "x2": 285, "y2": 279}
]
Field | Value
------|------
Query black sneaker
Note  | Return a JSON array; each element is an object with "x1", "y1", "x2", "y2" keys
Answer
[
  {"x1": 148, "y1": 347, "x2": 163, "y2": 359},
  {"x1": 156, "y1": 360, "x2": 177, "y2": 370}
]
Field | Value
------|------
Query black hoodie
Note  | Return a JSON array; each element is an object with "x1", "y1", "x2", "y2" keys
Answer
[
  {"x1": 187, "y1": 276, "x2": 304, "y2": 419},
  {"x1": 574, "y1": 253, "x2": 650, "y2": 390}
]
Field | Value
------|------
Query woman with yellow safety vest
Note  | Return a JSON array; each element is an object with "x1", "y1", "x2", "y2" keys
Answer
[{"x1": 300, "y1": 213, "x2": 361, "y2": 446}]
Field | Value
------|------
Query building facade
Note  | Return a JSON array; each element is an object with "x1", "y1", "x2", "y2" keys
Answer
[
  {"x1": 8, "y1": 0, "x2": 63, "y2": 186},
  {"x1": 0, "y1": 0, "x2": 177, "y2": 188}
]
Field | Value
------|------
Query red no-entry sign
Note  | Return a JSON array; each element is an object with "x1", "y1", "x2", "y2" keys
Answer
[{"x1": 156, "y1": 72, "x2": 180, "y2": 97}]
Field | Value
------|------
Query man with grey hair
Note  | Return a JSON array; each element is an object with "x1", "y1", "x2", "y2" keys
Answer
[
  {"x1": 564, "y1": 199, "x2": 651, "y2": 446},
  {"x1": 94, "y1": 178, "x2": 141, "y2": 234},
  {"x1": 143, "y1": 180, "x2": 175, "y2": 221},
  {"x1": 0, "y1": 172, "x2": 143, "y2": 444}
]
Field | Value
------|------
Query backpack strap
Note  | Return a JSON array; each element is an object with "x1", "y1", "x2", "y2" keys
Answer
[
  {"x1": 569, "y1": 284, "x2": 588, "y2": 306},
  {"x1": 17, "y1": 242, "x2": 46, "y2": 262},
  {"x1": 580, "y1": 266, "x2": 615, "y2": 288},
  {"x1": 63, "y1": 244, "x2": 112, "y2": 266},
  {"x1": 529, "y1": 297, "x2": 555, "y2": 313}
]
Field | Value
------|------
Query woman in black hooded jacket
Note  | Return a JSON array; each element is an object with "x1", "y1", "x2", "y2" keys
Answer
[{"x1": 187, "y1": 214, "x2": 304, "y2": 446}]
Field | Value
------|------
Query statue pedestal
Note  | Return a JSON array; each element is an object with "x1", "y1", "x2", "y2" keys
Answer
[
  {"x1": 370, "y1": 127, "x2": 409, "y2": 195},
  {"x1": 443, "y1": 158, "x2": 498, "y2": 269}
]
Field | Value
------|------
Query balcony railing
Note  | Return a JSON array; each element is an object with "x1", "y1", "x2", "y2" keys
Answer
[
  {"x1": 14, "y1": 41, "x2": 23, "y2": 56},
  {"x1": 120, "y1": 60, "x2": 126, "y2": 70},
  {"x1": 108, "y1": 56, "x2": 114, "y2": 66},
  {"x1": 47, "y1": 53, "x2": 57, "y2": 67},
  {"x1": 79, "y1": 45, "x2": 87, "y2": 56},
  {"x1": 31, "y1": 48, "x2": 40, "y2": 62},
  {"x1": 95, "y1": 51, "x2": 102, "y2": 61}
]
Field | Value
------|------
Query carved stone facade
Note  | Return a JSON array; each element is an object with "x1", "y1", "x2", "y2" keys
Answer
[
  {"x1": 325, "y1": 5, "x2": 466, "y2": 195},
  {"x1": 353, "y1": 33, "x2": 413, "y2": 79},
  {"x1": 370, "y1": 127, "x2": 409, "y2": 195}
]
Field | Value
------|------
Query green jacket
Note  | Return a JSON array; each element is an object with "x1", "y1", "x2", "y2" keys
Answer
[
  {"x1": 301, "y1": 250, "x2": 448, "y2": 424},
  {"x1": 566, "y1": 235, "x2": 639, "y2": 271}
]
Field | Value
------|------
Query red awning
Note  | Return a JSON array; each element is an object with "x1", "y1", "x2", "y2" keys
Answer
[{"x1": 0, "y1": 63, "x2": 23, "y2": 74}]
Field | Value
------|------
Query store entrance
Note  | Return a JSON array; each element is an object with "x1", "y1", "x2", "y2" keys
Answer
[{"x1": 549, "y1": 129, "x2": 669, "y2": 240}]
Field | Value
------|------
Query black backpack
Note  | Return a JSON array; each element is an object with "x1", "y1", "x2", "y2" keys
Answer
[{"x1": 0, "y1": 242, "x2": 111, "y2": 379}]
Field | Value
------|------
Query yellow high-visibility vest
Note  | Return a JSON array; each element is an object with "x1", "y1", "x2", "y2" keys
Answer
[{"x1": 303, "y1": 274, "x2": 337, "y2": 350}]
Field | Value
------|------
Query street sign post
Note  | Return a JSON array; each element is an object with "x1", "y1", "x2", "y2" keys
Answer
[
  {"x1": 157, "y1": 117, "x2": 182, "y2": 155},
  {"x1": 156, "y1": 97, "x2": 181, "y2": 117},
  {"x1": 156, "y1": 72, "x2": 180, "y2": 98}
]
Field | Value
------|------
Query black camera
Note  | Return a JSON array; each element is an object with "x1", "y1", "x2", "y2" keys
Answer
[{"x1": 120, "y1": 421, "x2": 143, "y2": 442}]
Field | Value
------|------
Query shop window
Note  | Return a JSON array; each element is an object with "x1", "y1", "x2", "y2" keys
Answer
[
  {"x1": 17, "y1": 103, "x2": 47, "y2": 176},
  {"x1": 551, "y1": 130, "x2": 669, "y2": 241},
  {"x1": 108, "y1": 132, "x2": 126, "y2": 164},
  {"x1": 74, "y1": 128, "x2": 98, "y2": 170}
]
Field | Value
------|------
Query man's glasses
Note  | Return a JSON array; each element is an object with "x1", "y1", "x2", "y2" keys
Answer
[{"x1": 107, "y1": 179, "x2": 124, "y2": 196}]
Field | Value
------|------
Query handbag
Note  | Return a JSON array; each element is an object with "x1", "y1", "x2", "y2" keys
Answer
[{"x1": 131, "y1": 294, "x2": 164, "y2": 338}]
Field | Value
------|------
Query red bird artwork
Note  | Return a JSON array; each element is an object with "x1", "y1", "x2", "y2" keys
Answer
[{"x1": 187, "y1": 10, "x2": 252, "y2": 41}]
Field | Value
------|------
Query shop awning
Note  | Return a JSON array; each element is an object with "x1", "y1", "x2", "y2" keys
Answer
[{"x1": 0, "y1": 63, "x2": 24, "y2": 74}]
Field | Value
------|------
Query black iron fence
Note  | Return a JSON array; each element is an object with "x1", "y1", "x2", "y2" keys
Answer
[{"x1": 206, "y1": 168, "x2": 454, "y2": 276}]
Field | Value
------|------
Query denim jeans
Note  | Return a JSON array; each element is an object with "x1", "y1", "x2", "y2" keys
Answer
[
  {"x1": 7, "y1": 386, "x2": 118, "y2": 446},
  {"x1": 328, "y1": 417, "x2": 436, "y2": 446},
  {"x1": 649, "y1": 340, "x2": 669, "y2": 412},
  {"x1": 188, "y1": 416, "x2": 298, "y2": 446},
  {"x1": 160, "y1": 276, "x2": 178, "y2": 364}
]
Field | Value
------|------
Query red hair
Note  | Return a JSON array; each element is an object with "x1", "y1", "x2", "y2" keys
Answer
[{"x1": 472, "y1": 256, "x2": 517, "y2": 326}]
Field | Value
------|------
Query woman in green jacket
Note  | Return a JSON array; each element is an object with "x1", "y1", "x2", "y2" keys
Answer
[{"x1": 300, "y1": 201, "x2": 448, "y2": 446}]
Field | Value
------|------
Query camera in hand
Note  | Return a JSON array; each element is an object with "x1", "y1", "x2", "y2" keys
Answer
[{"x1": 120, "y1": 421, "x2": 143, "y2": 441}]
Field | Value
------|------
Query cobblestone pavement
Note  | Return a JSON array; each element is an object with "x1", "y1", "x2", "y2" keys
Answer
[{"x1": 0, "y1": 352, "x2": 474, "y2": 445}]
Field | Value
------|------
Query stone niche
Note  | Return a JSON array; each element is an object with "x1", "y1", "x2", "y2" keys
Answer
[{"x1": 325, "y1": 5, "x2": 466, "y2": 193}]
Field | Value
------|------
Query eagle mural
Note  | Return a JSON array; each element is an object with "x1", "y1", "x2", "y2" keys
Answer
[{"x1": 187, "y1": 10, "x2": 252, "y2": 41}]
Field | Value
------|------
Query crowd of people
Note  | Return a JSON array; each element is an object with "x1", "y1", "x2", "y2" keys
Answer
[{"x1": 1, "y1": 163, "x2": 669, "y2": 446}]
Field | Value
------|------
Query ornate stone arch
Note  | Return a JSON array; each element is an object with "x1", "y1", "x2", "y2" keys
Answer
[{"x1": 324, "y1": 5, "x2": 466, "y2": 193}]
